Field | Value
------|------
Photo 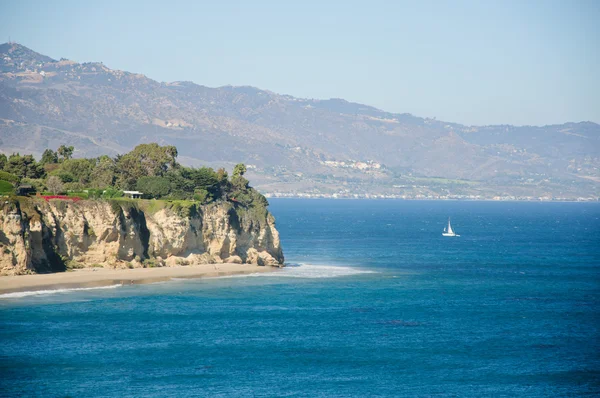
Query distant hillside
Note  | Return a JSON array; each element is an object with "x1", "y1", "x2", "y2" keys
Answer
[{"x1": 0, "y1": 42, "x2": 598, "y2": 199}]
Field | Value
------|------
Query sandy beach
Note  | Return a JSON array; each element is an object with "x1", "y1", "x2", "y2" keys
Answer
[{"x1": 0, "y1": 264, "x2": 279, "y2": 295}]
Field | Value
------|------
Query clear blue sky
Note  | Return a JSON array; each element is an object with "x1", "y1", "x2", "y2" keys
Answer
[{"x1": 1, "y1": 0, "x2": 598, "y2": 126}]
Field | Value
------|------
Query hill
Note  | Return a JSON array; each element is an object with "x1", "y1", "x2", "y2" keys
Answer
[{"x1": 0, "y1": 42, "x2": 598, "y2": 200}]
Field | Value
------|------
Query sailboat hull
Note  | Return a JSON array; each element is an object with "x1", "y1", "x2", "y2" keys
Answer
[{"x1": 442, "y1": 233, "x2": 460, "y2": 237}]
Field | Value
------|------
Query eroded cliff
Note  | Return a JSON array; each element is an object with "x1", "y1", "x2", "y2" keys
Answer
[{"x1": 0, "y1": 198, "x2": 284, "y2": 275}]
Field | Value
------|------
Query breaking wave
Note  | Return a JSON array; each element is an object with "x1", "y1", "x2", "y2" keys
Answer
[
  {"x1": 273, "y1": 263, "x2": 377, "y2": 279},
  {"x1": 184, "y1": 264, "x2": 377, "y2": 280},
  {"x1": 0, "y1": 284, "x2": 121, "y2": 299}
]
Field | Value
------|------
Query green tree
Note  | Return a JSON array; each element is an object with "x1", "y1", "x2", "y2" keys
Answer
[
  {"x1": 136, "y1": 176, "x2": 171, "y2": 198},
  {"x1": 89, "y1": 156, "x2": 117, "y2": 188},
  {"x1": 164, "y1": 169, "x2": 194, "y2": 199},
  {"x1": 216, "y1": 167, "x2": 228, "y2": 183},
  {"x1": 4, "y1": 154, "x2": 45, "y2": 179},
  {"x1": 193, "y1": 188, "x2": 212, "y2": 204},
  {"x1": 57, "y1": 145, "x2": 74, "y2": 161},
  {"x1": 231, "y1": 175, "x2": 249, "y2": 191},
  {"x1": 116, "y1": 143, "x2": 179, "y2": 189},
  {"x1": 40, "y1": 149, "x2": 58, "y2": 165},
  {"x1": 59, "y1": 158, "x2": 95, "y2": 185},
  {"x1": 51, "y1": 171, "x2": 75, "y2": 183},
  {"x1": 0, "y1": 153, "x2": 7, "y2": 170},
  {"x1": 185, "y1": 167, "x2": 218, "y2": 188},
  {"x1": 233, "y1": 163, "x2": 247, "y2": 177}
]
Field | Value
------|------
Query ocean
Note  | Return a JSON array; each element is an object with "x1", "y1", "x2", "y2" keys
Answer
[{"x1": 1, "y1": 199, "x2": 599, "y2": 397}]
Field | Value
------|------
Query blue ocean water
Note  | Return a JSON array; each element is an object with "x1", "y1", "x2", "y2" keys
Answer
[{"x1": 1, "y1": 199, "x2": 599, "y2": 397}]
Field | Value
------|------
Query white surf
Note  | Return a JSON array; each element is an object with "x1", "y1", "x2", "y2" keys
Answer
[
  {"x1": 273, "y1": 263, "x2": 377, "y2": 279},
  {"x1": 0, "y1": 284, "x2": 121, "y2": 299}
]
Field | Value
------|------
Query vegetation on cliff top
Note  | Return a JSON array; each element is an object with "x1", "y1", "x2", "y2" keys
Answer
[{"x1": 0, "y1": 143, "x2": 268, "y2": 209}]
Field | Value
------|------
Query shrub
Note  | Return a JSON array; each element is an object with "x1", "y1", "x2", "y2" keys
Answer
[
  {"x1": 102, "y1": 188, "x2": 124, "y2": 199},
  {"x1": 143, "y1": 258, "x2": 158, "y2": 268},
  {"x1": 65, "y1": 260, "x2": 84, "y2": 270},
  {"x1": 67, "y1": 191, "x2": 88, "y2": 199},
  {"x1": 86, "y1": 189, "x2": 104, "y2": 199},
  {"x1": 0, "y1": 170, "x2": 20, "y2": 184}
]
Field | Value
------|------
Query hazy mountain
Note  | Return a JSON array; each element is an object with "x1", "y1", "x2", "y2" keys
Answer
[{"x1": 0, "y1": 43, "x2": 598, "y2": 199}]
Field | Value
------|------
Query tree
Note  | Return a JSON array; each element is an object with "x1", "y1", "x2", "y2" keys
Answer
[
  {"x1": 233, "y1": 163, "x2": 247, "y2": 177},
  {"x1": 184, "y1": 167, "x2": 218, "y2": 188},
  {"x1": 136, "y1": 176, "x2": 171, "y2": 198},
  {"x1": 216, "y1": 167, "x2": 228, "y2": 183},
  {"x1": 40, "y1": 149, "x2": 58, "y2": 165},
  {"x1": 59, "y1": 158, "x2": 95, "y2": 185},
  {"x1": 193, "y1": 188, "x2": 212, "y2": 204},
  {"x1": 116, "y1": 143, "x2": 179, "y2": 188},
  {"x1": 0, "y1": 153, "x2": 7, "y2": 170},
  {"x1": 46, "y1": 176, "x2": 64, "y2": 195},
  {"x1": 57, "y1": 145, "x2": 74, "y2": 161},
  {"x1": 89, "y1": 156, "x2": 117, "y2": 188},
  {"x1": 51, "y1": 171, "x2": 75, "y2": 183},
  {"x1": 231, "y1": 175, "x2": 249, "y2": 191},
  {"x1": 4, "y1": 154, "x2": 45, "y2": 179}
]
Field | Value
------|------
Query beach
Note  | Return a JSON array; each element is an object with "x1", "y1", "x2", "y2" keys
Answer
[{"x1": 0, "y1": 263, "x2": 278, "y2": 295}]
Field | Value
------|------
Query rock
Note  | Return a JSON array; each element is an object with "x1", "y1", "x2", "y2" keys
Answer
[
  {"x1": 245, "y1": 248, "x2": 259, "y2": 265},
  {"x1": 0, "y1": 198, "x2": 284, "y2": 275},
  {"x1": 165, "y1": 256, "x2": 179, "y2": 267},
  {"x1": 130, "y1": 258, "x2": 143, "y2": 268},
  {"x1": 224, "y1": 255, "x2": 243, "y2": 264},
  {"x1": 258, "y1": 251, "x2": 279, "y2": 267}
]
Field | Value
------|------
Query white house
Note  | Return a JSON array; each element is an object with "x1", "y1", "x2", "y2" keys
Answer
[{"x1": 123, "y1": 190, "x2": 143, "y2": 199}]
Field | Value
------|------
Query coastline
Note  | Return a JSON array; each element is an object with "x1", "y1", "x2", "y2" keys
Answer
[
  {"x1": 266, "y1": 197, "x2": 600, "y2": 203},
  {"x1": 0, "y1": 264, "x2": 279, "y2": 295}
]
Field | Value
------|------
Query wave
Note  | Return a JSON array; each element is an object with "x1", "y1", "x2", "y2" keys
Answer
[
  {"x1": 273, "y1": 263, "x2": 377, "y2": 279},
  {"x1": 176, "y1": 264, "x2": 377, "y2": 281},
  {"x1": 0, "y1": 265, "x2": 377, "y2": 298},
  {"x1": 0, "y1": 284, "x2": 121, "y2": 299}
]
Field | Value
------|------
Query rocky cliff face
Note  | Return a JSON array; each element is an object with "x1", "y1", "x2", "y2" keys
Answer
[{"x1": 0, "y1": 198, "x2": 284, "y2": 275}]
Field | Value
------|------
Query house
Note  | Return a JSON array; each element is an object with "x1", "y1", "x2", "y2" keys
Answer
[
  {"x1": 123, "y1": 190, "x2": 143, "y2": 199},
  {"x1": 16, "y1": 185, "x2": 35, "y2": 196}
]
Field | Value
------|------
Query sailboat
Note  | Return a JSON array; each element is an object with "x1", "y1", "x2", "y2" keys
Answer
[{"x1": 442, "y1": 217, "x2": 460, "y2": 237}]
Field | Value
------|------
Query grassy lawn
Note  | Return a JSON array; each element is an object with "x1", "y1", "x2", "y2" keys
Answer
[{"x1": 0, "y1": 180, "x2": 14, "y2": 194}]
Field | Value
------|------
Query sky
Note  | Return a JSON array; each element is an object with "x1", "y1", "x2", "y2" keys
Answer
[{"x1": 0, "y1": 0, "x2": 598, "y2": 126}]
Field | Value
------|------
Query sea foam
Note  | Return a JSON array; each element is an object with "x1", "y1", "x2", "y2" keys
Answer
[
  {"x1": 0, "y1": 284, "x2": 121, "y2": 299},
  {"x1": 273, "y1": 264, "x2": 377, "y2": 279},
  {"x1": 190, "y1": 264, "x2": 377, "y2": 280}
]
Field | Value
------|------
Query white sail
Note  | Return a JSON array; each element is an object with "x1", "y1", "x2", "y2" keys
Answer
[{"x1": 442, "y1": 217, "x2": 459, "y2": 237}]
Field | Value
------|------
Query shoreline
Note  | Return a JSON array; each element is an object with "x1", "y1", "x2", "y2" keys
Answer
[
  {"x1": 0, "y1": 264, "x2": 279, "y2": 295},
  {"x1": 266, "y1": 197, "x2": 600, "y2": 203}
]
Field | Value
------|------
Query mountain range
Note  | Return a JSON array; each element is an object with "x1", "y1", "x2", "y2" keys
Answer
[{"x1": 0, "y1": 42, "x2": 598, "y2": 199}]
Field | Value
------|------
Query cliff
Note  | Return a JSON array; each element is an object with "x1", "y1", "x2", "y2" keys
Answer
[{"x1": 0, "y1": 197, "x2": 284, "y2": 275}]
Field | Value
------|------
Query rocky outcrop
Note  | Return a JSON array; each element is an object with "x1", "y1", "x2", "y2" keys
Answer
[{"x1": 0, "y1": 198, "x2": 284, "y2": 275}]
